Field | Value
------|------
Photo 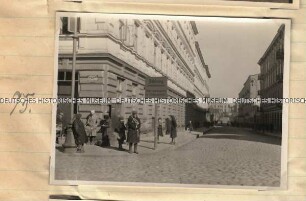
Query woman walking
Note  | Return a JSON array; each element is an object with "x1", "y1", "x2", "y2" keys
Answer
[
  {"x1": 170, "y1": 115, "x2": 177, "y2": 145},
  {"x1": 72, "y1": 114, "x2": 88, "y2": 153}
]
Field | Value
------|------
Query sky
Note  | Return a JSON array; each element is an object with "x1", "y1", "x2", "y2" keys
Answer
[{"x1": 196, "y1": 18, "x2": 283, "y2": 98}]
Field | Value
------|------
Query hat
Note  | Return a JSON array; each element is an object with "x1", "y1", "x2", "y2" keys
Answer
[
  {"x1": 132, "y1": 110, "x2": 138, "y2": 114},
  {"x1": 119, "y1": 116, "x2": 124, "y2": 121}
]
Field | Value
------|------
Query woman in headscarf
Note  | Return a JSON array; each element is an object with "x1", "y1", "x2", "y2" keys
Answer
[
  {"x1": 72, "y1": 114, "x2": 88, "y2": 153},
  {"x1": 170, "y1": 115, "x2": 177, "y2": 145}
]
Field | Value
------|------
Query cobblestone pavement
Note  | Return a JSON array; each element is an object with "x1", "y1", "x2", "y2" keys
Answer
[{"x1": 55, "y1": 126, "x2": 281, "y2": 187}]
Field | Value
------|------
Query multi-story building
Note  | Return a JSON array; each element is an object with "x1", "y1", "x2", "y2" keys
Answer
[
  {"x1": 257, "y1": 24, "x2": 284, "y2": 134},
  {"x1": 209, "y1": 103, "x2": 235, "y2": 124},
  {"x1": 57, "y1": 16, "x2": 211, "y2": 133},
  {"x1": 237, "y1": 74, "x2": 260, "y2": 128}
]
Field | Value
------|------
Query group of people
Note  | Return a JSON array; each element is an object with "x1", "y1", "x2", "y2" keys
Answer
[
  {"x1": 67, "y1": 109, "x2": 178, "y2": 153},
  {"x1": 70, "y1": 110, "x2": 141, "y2": 154}
]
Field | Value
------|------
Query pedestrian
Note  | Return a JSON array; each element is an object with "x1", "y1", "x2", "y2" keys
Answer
[
  {"x1": 72, "y1": 114, "x2": 88, "y2": 153},
  {"x1": 86, "y1": 110, "x2": 99, "y2": 145},
  {"x1": 165, "y1": 117, "x2": 171, "y2": 135},
  {"x1": 187, "y1": 120, "x2": 193, "y2": 133},
  {"x1": 115, "y1": 116, "x2": 126, "y2": 151},
  {"x1": 170, "y1": 115, "x2": 177, "y2": 145},
  {"x1": 127, "y1": 111, "x2": 141, "y2": 154},
  {"x1": 100, "y1": 114, "x2": 111, "y2": 147},
  {"x1": 157, "y1": 117, "x2": 163, "y2": 142},
  {"x1": 56, "y1": 112, "x2": 64, "y2": 144}
]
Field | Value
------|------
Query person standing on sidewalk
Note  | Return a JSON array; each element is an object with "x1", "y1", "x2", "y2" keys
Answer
[
  {"x1": 72, "y1": 114, "x2": 88, "y2": 153},
  {"x1": 127, "y1": 111, "x2": 141, "y2": 154},
  {"x1": 170, "y1": 115, "x2": 177, "y2": 145},
  {"x1": 86, "y1": 110, "x2": 99, "y2": 145},
  {"x1": 100, "y1": 114, "x2": 111, "y2": 147},
  {"x1": 157, "y1": 117, "x2": 163, "y2": 143},
  {"x1": 115, "y1": 116, "x2": 126, "y2": 151},
  {"x1": 165, "y1": 117, "x2": 171, "y2": 135},
  {"x1": 187, "y1": 120, "x2": 193, "y2": 133}
]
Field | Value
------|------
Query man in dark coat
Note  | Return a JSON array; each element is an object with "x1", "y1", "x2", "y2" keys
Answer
[
  {"x1": 72, "y1": 114, "x2": 88, "y2": 153},
  {"x1": 127, "y1": 111, "x2": 141, "y2": 154},
  {"x1": 165, "y1": 117, "x2": 171, "y2": 135},
  {"x1": 115, "y1": 116, "x2": 126, "y2": 151},
  {"x1": 100, "y1": 114, "x2": 110, "y2": 147},
  {"x1": 170, "y1": 115, "x2": 177, "y2": 145}
]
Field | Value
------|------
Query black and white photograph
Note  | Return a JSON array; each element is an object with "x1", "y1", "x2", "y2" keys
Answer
[{"x1": 50, "y1": 12, "x2": 290, "y2": 189}]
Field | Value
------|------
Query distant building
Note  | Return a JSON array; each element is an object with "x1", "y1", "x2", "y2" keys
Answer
[
  {"x1": 209, "y1": 103, "x2": 237, "y2": 124},
  {"x1": 57, "y1": 17, "x2": 211, "y2": 133},
  {"x1": 257, "y1": 24, "x2": 284, "y2": 134},
  {"x1": 237, "y1": 74, "x2": 260, "y2": 128}
]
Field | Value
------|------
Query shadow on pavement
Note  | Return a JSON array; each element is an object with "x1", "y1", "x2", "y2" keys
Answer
[
  {"x1": 56, "y1": 146, "x2": 65, "y2": 153},
  {"x1": 138, "y1": 144, "x2": 155, "y2": 150},
  {"x1": 199, "y1": 126, "x2": 281, "y2": 146}
]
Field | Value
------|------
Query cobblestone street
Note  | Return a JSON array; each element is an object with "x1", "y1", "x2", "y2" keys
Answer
[{"x1": 55, "y1": 126, "x2": 281, "y2": 187}]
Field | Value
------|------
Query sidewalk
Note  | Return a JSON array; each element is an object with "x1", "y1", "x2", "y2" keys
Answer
[
  {"x1": 56, "y1": 129, "x2": 199, "y2": 156},
  {"x1": 254, "y1": 130, "x2": 282, "y2": 138}
]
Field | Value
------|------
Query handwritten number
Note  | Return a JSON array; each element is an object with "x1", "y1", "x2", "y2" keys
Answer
[{"x1": 10, "y1": 91, "x2": 35, "y2": 115}]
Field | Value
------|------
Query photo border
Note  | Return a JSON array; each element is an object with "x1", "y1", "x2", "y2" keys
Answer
[
  {"x1": 50, "y1": 12, "x2": 291, "y2": 191},
  {"x1": 103, "y1": 0, "x2": 300, "y2": 10}
]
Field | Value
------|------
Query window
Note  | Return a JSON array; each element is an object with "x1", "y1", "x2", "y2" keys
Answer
[
  {"x1": 119, "y1": 20, "x2": 126, "y2": 41},
  {"x1": 132, "y1": 83, "x2": 138, "y2": 96},
  {"x1": 58, "y1": 71, "x2": 79, "y2": 81},
  {"x1": 60, "y1": 17, "x2": 81, "y2": 34},
  {"x1": 117, "y1": 77, "x2": 124, "y2": 92},
  {"x1": 60, "y1": 17, "x2": 69, "y2": 34}
]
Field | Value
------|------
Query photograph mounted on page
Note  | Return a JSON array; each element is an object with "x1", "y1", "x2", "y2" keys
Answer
[{"x1": 50, "y1": 12, "x2": 290, "y2": 189}]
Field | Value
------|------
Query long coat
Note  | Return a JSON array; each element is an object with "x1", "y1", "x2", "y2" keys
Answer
[
  {"x1": 170, "y1": 118, "x2": 177, "y2": 139},
  {"x1": 86, "y1": 114, "x2": 99, "y2": 137},
  {"x1": 158, "y1": 120, "x2": 163, "y2": 136},
  {"x1": 127, "y1": 115, "x2": 141, "y2": 143},
  {"x1": 100, "y1": 118, "x2": 111, "y2": 146},
  {"x1": 72, "y1": 119, "x2": 88, "y2": 145},
  {"x1": 165, "y1": 118, "x2": 171, "y2": 135},
  {"x1": 116, "y1": 122, "x2": 126, "y2": 143}
]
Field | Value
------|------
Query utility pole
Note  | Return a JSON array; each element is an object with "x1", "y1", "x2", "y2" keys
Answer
[
  {"x1": 63, "y1": 17, "x2": 78, "y2": 153},
  {"x1": 70, "y1": 17, "x2": 78, "y2": 123},
  {"x1": 154, "y1": 103, "x2": 158, "y2": 150}
]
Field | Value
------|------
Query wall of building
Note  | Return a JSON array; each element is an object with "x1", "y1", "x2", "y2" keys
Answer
[
  {"x1": 237, "y1": 74, "x2": 260, "y2": 127},
  {"x1": 257, "y1": 24, "x2": 284, "y2": 134},
  {"x1": 58, "y1": 17, "x2": 210, "y2": 133}
]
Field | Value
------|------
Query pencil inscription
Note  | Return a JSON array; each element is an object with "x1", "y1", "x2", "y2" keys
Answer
[{"x1": 10, "y1": 91, "x2": 35, "y2": 115}]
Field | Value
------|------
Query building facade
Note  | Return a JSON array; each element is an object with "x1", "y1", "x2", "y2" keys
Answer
[
  {"x1": 237, "y1": 74, "x2": 260, "y2": 128},
  {"x1": 58, "y1": 16, "x2": 211, "y2": 133},
  {"x1": 257, "y1": 24, "x2": 284, "y2": 134}
]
